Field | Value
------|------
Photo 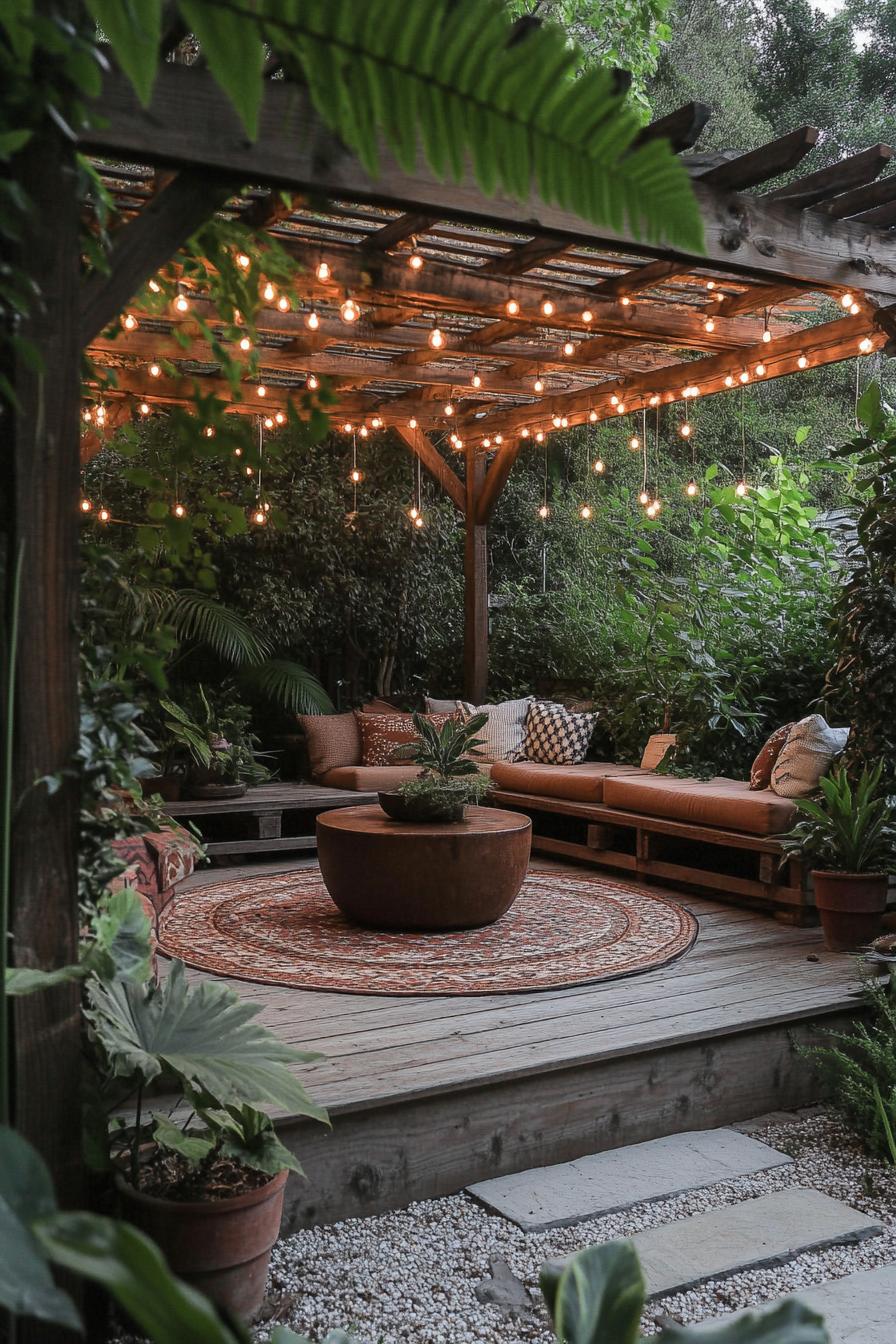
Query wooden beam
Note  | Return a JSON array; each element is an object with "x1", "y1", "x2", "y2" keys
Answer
[
  {"x1": 765, "y1": 144, "x2": 894, "y2": 210},
  {"x1": 80, "y1": 170, "x2": 237, "y2": 346},
  {"x1": 477, "y1": 438, "x2": 522, "y2": 524},
  {"x1": 634, "y1": 101, "x2": 711, "y2": 153},
  {"x1": 851, "y1": 199, "x2": 896, "y2": 228},
  {"x1": 480, "y1": 234, "x2": 570, "y2": 276},
  {"x1": 463, "y1": 447, "x2": 488, "y2": 703},
  {"x1": 816, "y1": 172, "x2": 896, "y2": 220},
  {"x1": 82, "y1": 66, "x2": 896, "y2": 299},
  {"x1": 391, "y1": 426, "x2": 465, "y2": 513},
  {"x1": 364, "y1": 212, "x2": 438, "y2": 251},
  {"x1": 585, "y1": 258, "x2": 688, "y2": 301},
  {"x1": 695, "y1": 126, "x2": 821, "y2": 191}
]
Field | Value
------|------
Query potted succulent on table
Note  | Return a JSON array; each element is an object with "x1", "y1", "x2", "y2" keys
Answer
[
  {"x1": 86, "y1": 960, "x2": 328, "y2": 1320},
  {"x1": 780, "y1": 762, "x2": 896, "y2": 952},
  {"x1": 379, "y1": 711, "x2": 491, "y2": 822}
]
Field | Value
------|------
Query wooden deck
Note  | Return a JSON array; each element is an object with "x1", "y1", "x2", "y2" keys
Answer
[{"x1": 178, "y1": 857, "x2": 863, "y2": 1231}]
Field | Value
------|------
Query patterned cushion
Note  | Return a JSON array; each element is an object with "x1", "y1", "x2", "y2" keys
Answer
[
  {"x1": 520, "y1": 701, "x2": 598, "y2": 765},
  {"x1": 355, "y1": 711, "x2": 453, "y2": 767},
  {"x1": 770, "y1": 714, "x2": 850, "y2": 798},
  {"x1": 749, "y1": 723, "x2": 794, "y2": 790},
  {"x1": 299, "y1": 712, "x2": 362, "y2": 778},
  {"x1": 457, "y1": 696, "x2": 533, "y2": 763}
]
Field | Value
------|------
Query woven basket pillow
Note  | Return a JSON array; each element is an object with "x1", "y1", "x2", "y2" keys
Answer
[
  {"x1": 456, "y1": 697, "x2": 533, "y2": 763},
  {"x1": 770, "y1": 714, "x2": 849, "y2": 798}
]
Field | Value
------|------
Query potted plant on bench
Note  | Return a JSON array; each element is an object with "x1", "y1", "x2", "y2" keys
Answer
[
  {"x1": 780, "y1": 762, "x2": 895, "y2": 951},
  {"x1": 379, "y1": 712, "x2": 491, "y2": 822}
]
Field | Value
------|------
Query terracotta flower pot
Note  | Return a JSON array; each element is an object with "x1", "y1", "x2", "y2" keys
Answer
[
  {"x1": 811, "y1": 870, "x2": 888, "y2": 952},
  {"x1": 116, "y1": 1169, "x2": 287, "y2": 1320}
]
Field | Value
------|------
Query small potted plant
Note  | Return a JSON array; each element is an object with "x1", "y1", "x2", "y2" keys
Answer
[
  {"x1": 780, "y1": 762, "x2": 895, "y2": 951},
  {"x1": 86, "y1": 960, "x2": 328, "y2": 1320},
  {"x1": 379, "y1": 711, "x2": 491, "y2": 822}
]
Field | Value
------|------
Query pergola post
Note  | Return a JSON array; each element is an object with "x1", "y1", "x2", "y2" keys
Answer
[
  {"x1": 463, "y1": 447, "x2": 488, "y2": 703},
  {"x1": 5, "y1": 121, "x2": 83, "y2": 1215}
]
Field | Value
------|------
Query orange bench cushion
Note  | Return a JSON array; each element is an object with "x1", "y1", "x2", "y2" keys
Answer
[
  {"x1": 490, "y1": 760, "x2": 645, "y2": 803},
  {"x1": 602, "y1": 774, "x2": 797, "y2": 836}
]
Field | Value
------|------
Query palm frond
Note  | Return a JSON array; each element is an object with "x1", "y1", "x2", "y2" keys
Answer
[
  {"x1": 239, "y1": 659, "x2": 332, "y2": 715},
  {"x1": 159, "y1": 590, "x2": 271, "y2": 668}
]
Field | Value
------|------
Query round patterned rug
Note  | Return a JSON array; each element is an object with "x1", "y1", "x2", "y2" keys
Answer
[{"x1": 158, "y1": 867, "x2": 698, "y2": 996}]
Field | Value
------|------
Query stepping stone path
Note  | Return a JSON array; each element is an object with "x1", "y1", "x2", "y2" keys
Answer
[
  {"x1": 468, "y1": 1128, "x2": 793, "y2": 1230},
  {"x1": 467, "y1": 1125, "x2": 891, "y2": 1342}
]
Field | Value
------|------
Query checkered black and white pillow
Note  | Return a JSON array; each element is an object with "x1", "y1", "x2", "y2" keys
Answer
[{"x1": 520, "y1": 701, "x2": 597, "y2": 765}]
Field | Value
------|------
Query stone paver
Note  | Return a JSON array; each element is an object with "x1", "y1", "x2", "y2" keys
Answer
[
  {"x1": 694, "y1": 1263, "x2": 896, "y2": 1342},
  {"x1": 632, "y1": 1189, "x2": 881, "y2": 1299},
  {"x1": 467, "y1": 1128, "x2": 792, "y2": 1230}
]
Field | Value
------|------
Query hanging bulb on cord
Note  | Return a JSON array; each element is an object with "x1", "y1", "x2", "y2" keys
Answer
[
  {"x1": 428, "y1": 324, "x2": 445, "y2": 349},
  {"x1": 685, "y1": 479, "x2": 699, "y2": 498},
  {"x1": 340, "y1": 297, "x2": 360, "y2": 323}
]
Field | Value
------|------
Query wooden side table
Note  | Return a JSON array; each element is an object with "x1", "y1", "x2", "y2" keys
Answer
[{"x1": 316, "y1": 804, "x2": 532, "y2": 931}]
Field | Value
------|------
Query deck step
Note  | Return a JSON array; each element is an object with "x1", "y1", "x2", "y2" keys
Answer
[
  {"x1": 694, "y1": 1264, "x2": 896, "y2": 1341},
  {"x1": 467, "y1": 1128, "x2": 792, "y2": 1230}
]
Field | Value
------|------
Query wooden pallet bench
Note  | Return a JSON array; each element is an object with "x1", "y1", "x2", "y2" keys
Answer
[
  {"x1": 164, "y1": 782, "x2": 375, "y2": 863},
  {"x1": 489, "y1": 786, "x2": 810, "y2": 923}
]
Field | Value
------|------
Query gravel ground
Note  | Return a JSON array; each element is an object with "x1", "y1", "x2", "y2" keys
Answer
[{"x1": 254, "y1": 1109, "x2": 896, "y2": 1343}]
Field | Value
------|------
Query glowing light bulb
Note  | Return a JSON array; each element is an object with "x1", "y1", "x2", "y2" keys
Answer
[
  {"x1": 257, "y1": 385, "x2": 267, "y2": 397},
  {"x1": 533, "y1": 377, "x2": 544, "y2": 393},
  {"x1": 615, "y1": 403, "x2": 626, "y2": 415},
  {"x1": 541, "y1": 299, "x2": 555, "y2": 317},
  {"x1": 316, "y1": 261, "x2": 331, "y2": 281},
  {"x1": 149, "y1": 363, "x2": 161, "y2": 378},
  {"x1": 735, "y1": 480, "x2": 749, "y2": 497},
  {"x1": 414, "y1": 514, "x2": 424, "y2": 529},
  {"x1": 646, "y1": 501, "x2": 658, "y2": 518},
  {"x1": 797, "y1": 354, "x2": 808, "y2": 369},
  {"x1": 649, "y1": 394, "x2": 661, "y2": 407},
  {"x1": 521, "y1": 427, "x2": 530, "y2": 438},
  {"x1": 342, "y1": 422, "x2": 353, "y2": 434},
  {"x1": 371, "y1": 416, "x2": 382, "y2": 429},
  {"x1": 506, "y1": 298, "x2": 520, "y2": 316},
  {"x1": 561, "y1": 417, "x2": 569, "y2": 427},
  {"x1": 340, "y1": 298, "x2": 360, "y2": 323},
  {"x1": 755, "y1": 362, "x2": 766, "y2": 376},
  {"x1": 724, "y1": 374, "x2": 735, "y2": 387},
  {"x1": 174, "y1": 292, "x2": 190, "y2": 313},
  {"x1": 123, "y1": 312, "x2": 138, "y2": 331},
  {"x1": 97, "y1": 507, "x2": 110, "y2": 523},
  {"x1": 841, "y1": 293, "x2": 854, "y2": 309},
  {"x1": 408, "y1": 418, "x2": 418, "y2": 429},
  {"x1": 428, "y1": 325, "x2": 445, "y2": 349},
  {"x1": 610, "y1": 393, "x2": 619, "y2": 406},
  {"x1": 350, "y1": 467, "x2": 364, "y2": 483},
  {"x1": 686, "y1": 479, "x2": 699, "y2": 497},
  {"x1": 245, "y1": 466, "x2": 253, "y2": 476},
  {"x1": 629, "y1": 436, "x2": 640, "y2": 451},
  {"x1": 739, "y1": 370, "x2": 750, "y2": 384},
  {"x1": 706, "y1": 280, "x2": 716, "y2": 290},
  {"x1": 680, "y1": 422, "x2": 692, "y2": 438},
  {"x1": 589, "y1": 410, "x2": 598, "y2": 423},
  {"x1": 234, "y1": 447, "x2": 242, "y2": 457},
  {"x1": 305, "y1": 309, "x2": 319, "y2": 329},
  {"x1": 859, "y1": 336, "x2": 874, "y2": 353},
  {"x1": 563, "y1": 341, "x2": 575, "y2": 356},
  {"x1": 80, "y1": 498, "x2": 92, "y2": 513},
  {"x1": 581, "y1": 309, "x2": 594, "y2": 323},
  {"x1": 307, "y1": 374, "x2": 319, "y2": 390},
  {"x1": 359, "y1": 425, "x2": 369, "y2": 438},
  {"x1": 408, "y1": 253, "x2": 424, "y2": 270},
  {"x1": 148, "y1": 279, "x2": 161, "y2": 293},
  {"x1": 620, "y1": 296, "x2": 631, "y2": 307},
  {"x1": 639, "y1": 489, "x2": 650, "y2": 505},
  {"x1": 82, "y1": 408, "x2": 92, "y2": 423},
  {"x1": 538, "y1": 503, "x2": 550, "y2": 519},
  {"x1": 278, "y1": 296, "x2": 291, "y2": 312},
  {"x1": 275, "y1": 412, "x2": 285, "y2": 425},
  {"x1": 139, "y1": 402, "x2": 150, "y2": 416},
  {"x1": 482, "y1": 437, "x2": 492, "y2": 448},
  {"x1": 762, "y1": 327, "x2": 772, "y2": 343},
  {"x1": 203, "y1": 426, "x2": 215, "y2": 438},
  {"x1": 173, "y1": 502, "x2": 186, "y2": 518},
  {"x1": 704, "y1": 318, "x2": 715, "y2": 333},
  {"x1": 236, "y1": 252, "x2": 251, "y2": 270},
  {"x1": 239, "y1": 336, "x2": 252, "y2": 351},
  {"x1": 579, "y1": 504, "x2": 592, "y2": 520},
  {"x1": 252, "y1": 508, "x2": 267, "y2": 525},
  {"x1": 408, "y1": 506, "x2": 419, "y2": 520},
  {"x1": 592, "y1": 458, "x2": 605, "y2": 474},
  {"x1": 444, "y1": 402, "x2": 454, "y2": 416},
  {"x1": 552, "y1": 415, "x2": 562, "y2": 428},
  {"x1": 850, "y1": 302, "x2": 860, "y2": 316},
  {"x1": 263, "y1": 282, "x2": 275, "y2": 301},
  {"x1": 263, "y1": 416, "x2": 274, "y2": 429},
  {"x1": 535, "y1": 431, "x2": 544, "y2": 443},
  {"x1": 471, "y1": 372, "x2": 482, "y2": 388}
]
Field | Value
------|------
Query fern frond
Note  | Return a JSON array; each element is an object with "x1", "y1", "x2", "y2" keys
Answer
[{"x1": 239, "y1": 658, "x2": 332, "y2": 714}]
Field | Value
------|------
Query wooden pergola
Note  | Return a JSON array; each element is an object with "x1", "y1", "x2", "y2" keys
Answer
[{"x1": 7, "y1": 53, "x2": 896, "y2": 1218}]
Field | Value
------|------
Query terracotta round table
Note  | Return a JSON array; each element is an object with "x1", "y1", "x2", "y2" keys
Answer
[{"x1": 316, "y1": 805, "x2": 532, "y2": 931}]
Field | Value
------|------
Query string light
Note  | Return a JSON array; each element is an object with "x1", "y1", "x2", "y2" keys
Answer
[
  {"x1": 138, "y1": 402, "x2": 151, "y2": 415},
  {"x1": 706, "y1": 280, "x2": 716, "y2": 290},
  {"x1": 340, "y1": 298, "x2": 360, "y2": 323},
  {"x1": 251, "y1": 507, "x2": 267, "y2": 525},
  {"x1": 257, "y1": 385, "x2": 267, "y2": 397},
  {"x1": 123, "y1": 312, "x2": 138, "y2": 331},
  {"x1": 263, "y1": 416, "x2": 274, "y2": 429},
  {"x1": 428, "y1": 324, "x2": 445, "y2": 349},
  {"x1": 563, "y1": 341, "x2": 575, "y2": 356},
  {"x1": 679, "y1": 421, "x2": 692, "y2": 438},
  {"x1": 371, "y1": 416, "x2": 382, "y2": 429},
  {"x1": 735, "y1": 480, "x2": 749, "y2": 497},
  {"x1": 408, "y1": 505, "x2": 419, "y2": 520},
  {"x1": 148, "y1": 279, "x2": 161, "y2": 293},
  {"x1": 444, "y1": 402, "x2": 454, "y2": 416},
  {"x1": 82, "y1": 408, "x2": 92, "y2": 422},
  {"x1": 646, "y1": 500, "x2": 659, "y2": 518},
  {"x1": 755, "y1": 362, "x2": 766, "y2": 376},
  {"x1": 97, "y1": 507, "x2": 111, "y2": 524},
  {"x1": 506, "y1": 297, "x2": 520, "y2": 316},
  {"x1": 648, "y1": 394, "x2": 661, "y2": 407},
  {"x1": 850, "y1": 301, "x2": 860, "y2": 315},
  {"x1": 237, "y1": 252, "x2": 251, "y2": 270},
  {"x1": 541, "y1": 298, "x2": 555, "y2": 317},
  {"x1": 533, "y1": 376, "x2": 544, "y2": 393},
  {"x1": 704, "y1": 317, "x2": 715, "y2": 333},
  {"x1": 739, "y1": 369, "x2": 750, "y2": 384},
  {"x1": 278, "y1": 296, "x2": 291, "y2": 313},
  {"x1": 238, "y1": 335, "x2": 252, "y2": 351},
  {"x1": 172, "y1": 502, "x2": 186, "y2": 518},
  {"x1": 350, "y1": 466, "x2": 364, "y2": 483},
  {"x1": 316, "y1": 261, "x2": 331, "y2": 281},
  {"x1": 552, "y1": 414, "x2": 562, "y2": 428},
  {"x1": 736, "y1": 382, "x2": 749, "y2": 499},
  {"x1": 629, "y1": 435, "x2": 640, "y2": 450},
  {"x1": 592, "y1": 458, "x2": 605, "y2": 474},
  {"x1": 579, "y1": 504, "x2": 592, "y2": 520},
  {"x1": 581, "y1": 309, "x2": 594, "y2": 323},
  {"x1": 724, "y1": 374, "x2": 735, "y2": 387},
  {"x1": 610, "y1": 394, "x2": 619, "y2": 406},
  {"x1": 482, "y1": 437, "x2": 492, "y2": 448},
  {"x1": 561, "y1": 416, "x2": 568, "y2": 427},
  {"x1": 521, "y1": 427, "x2": 530, "y2": 438},
  {"x1": 471, "y1": 371, "x2": 482, "y2": 388},
  {"x1": 615, "y1": 403, "x2": 626, "y2": 415},
  {"x1": 174, "y1": 292, "x2": 190, "y2": 313},
  {"x1": 494, "y1": 434, "x2": 503, "y2": 444},
  {"x1": 275, "y1": 411, "x2": 286, "y2": 425},
  {"x1": 342, "y1": 422, "x2": 353, "y2": 433},
  {"x1": 305, "y1": 308, "x2": 319, "y2": 329},
  {"x1": 638, "y1": 489, "x2": 650, "y2": 506},
  {"x1": 535, "y1": 430, "x2": 544, "y2": 443},
  {"x1": 263, "y1": 281, "x2": 275, "y2": 302},
  {"x1": 620, "y1": 296, "x2": 631, "y2": 307},
  {"x1": 408, "y1": 253, "x2": 424, "y2": 270},
  {"x1": 414, "y1": 515, "x2": 424, "y2": 529},
  {"x1": 358, "y1": 425, "x2": 369, "y2": 438},
  {"x1": 538, "y1": 503, "x2": 550, "y2": 519},
  {"x1": 589, "y1": 410, "x2": 598, "y2": 423},
  {"x1": 149, "y1": 363, "x2": 161, "y2": 378},
  {"x1": 307, "y1": 374, "x2": 319, "y2": 390},
  {"x1": 859, "y1": 337, "x2": 874, "y2": 354},
  {"x1": 840, "y1": 293, "x2": 854, "y2": 309},
  {"x1": 797, "y1": 354, "x2": 809, "y2": 369},
  {"x1": 80, "y1": 498, "x2": 92, "y2": 513},
  {"x1": 203, "y1": 426, "x2": 215, "y2": 438},
  {"x1": 686, "y1": 479, "x2": 699, "y2": 497},
  {"x1": 408, "y1": 417, "x2": 418, "y2": 429}
]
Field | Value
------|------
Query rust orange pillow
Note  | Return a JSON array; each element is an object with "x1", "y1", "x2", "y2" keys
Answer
[
  {"x1": 749, "y1": 722, "x2": 794, "y2": 790},
  {"x1": 355, "y1": 711, "x2": 453, "y2": 767}
]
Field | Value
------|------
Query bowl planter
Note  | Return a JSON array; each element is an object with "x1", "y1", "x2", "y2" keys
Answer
[
  {"x1": 191, "y1": 780, "x2": 248, "y2": 800},
  {"x1": 378, "y1": 788, "x2": 466, "y2": 824},
  {"x1": 116, "y1": 1168, "x2": 287, "y2": 1320},
  {"x1": 811, "y1": 870, "x2": 888, "y2": 952}
]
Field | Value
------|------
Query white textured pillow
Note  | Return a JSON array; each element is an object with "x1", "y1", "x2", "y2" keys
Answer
[
  {"x1": 457, "y1": 696, "x2": 533, "y2": 762},
  {"x1": 424, "y1": 696, "x2": 461, "y2": 714},
  {"x1": 770, "y1": 714, "x2": 850, "y2": 798}
]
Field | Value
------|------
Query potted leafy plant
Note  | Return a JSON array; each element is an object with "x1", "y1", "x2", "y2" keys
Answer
[
  {"x1": 780, "y1": 762, "x2": 895, "y2": 951},
  {"x1": 85, "y1": 960, "x2": 328, "y2": 1320},
  {"x1": 379, "y1": 712, "x2": 491, "y2": 822}
]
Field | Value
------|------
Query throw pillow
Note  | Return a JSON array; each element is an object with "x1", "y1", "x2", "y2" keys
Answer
[
  {"x1": 424, "y1": 696, "x2": 461, "y2": 715},
  {"x1": 299, "y1": 712, "x2": 362, "y2": 778},
  {"x1": 355, "y1": 711, "x2": 453, "y2": 767},
  {"x1": 749, "y1": 722, "x2": 795, "y2": 790},
  {"x1": 457, "y1": 696, "x2": 533, "y2": 762},
  {"x1": 770, "y1": 714, "x2": 850, "y2": 798},
  {"x1": 520, "y1": 700, "x2": 598, "y2": 766}
]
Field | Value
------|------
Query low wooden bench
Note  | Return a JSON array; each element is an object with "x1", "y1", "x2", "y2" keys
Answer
[{"x1": 488, "y1": 786, "x2": 811, "y2": 924}]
